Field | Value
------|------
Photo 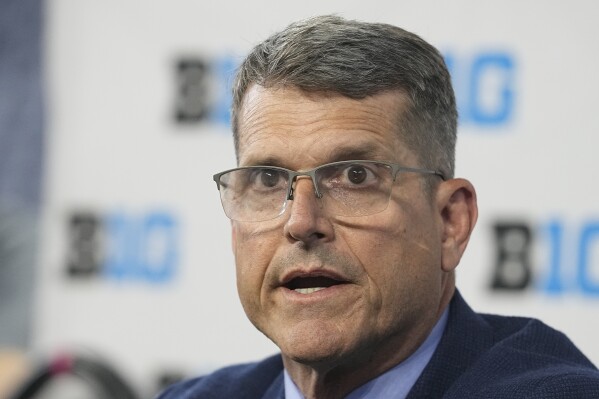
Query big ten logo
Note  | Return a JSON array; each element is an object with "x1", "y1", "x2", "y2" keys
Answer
[
  {"x1": 173, "y1": 56, "x2": 236, "y2": 126},
  {"x1": 66, "y1": 210, "x2": 179, "y2": 283},
  {"x1": 490, "y1": 219, "x2": 599, "y2": 296},
  {"x1": 444, "y1": 51, "x2": 516, "y2": 127}
]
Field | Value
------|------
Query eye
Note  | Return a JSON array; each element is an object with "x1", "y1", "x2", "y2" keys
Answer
[
  {"x1": 320, "y1": 162, "x2": 380, "y2": 189},
  {"x1": 346, "y1": 165, "x2": 367, "y2": 184},
  {"x1": 260, "y1": 169, "x2": 283, "y2": 188},
  {"x1": 340, "y1": 163, "x2": 377, "y2": 186},
  {"x1": 245, "y1": 168, "x2": 287, "y2": 192}
]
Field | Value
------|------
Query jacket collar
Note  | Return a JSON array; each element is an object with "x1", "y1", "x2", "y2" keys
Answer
[{"x1": 406, "y1": 290, "x2": 494, "y2": 398}]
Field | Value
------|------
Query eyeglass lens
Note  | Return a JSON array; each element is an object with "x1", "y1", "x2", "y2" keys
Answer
[{"x1": 217, "y1": 161, "x2": 395, "y2": 222}]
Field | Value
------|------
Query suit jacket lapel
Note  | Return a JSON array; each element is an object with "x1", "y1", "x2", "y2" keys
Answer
[
  {"x1": 261, "y1": 372, "x2": 285, "y2": 399},
  {"x1": 406, "y1": 290, "x2": 495, "y2": 398}
]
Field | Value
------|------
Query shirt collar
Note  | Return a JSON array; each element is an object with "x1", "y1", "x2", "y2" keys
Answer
[{"x1": 284, "y1": 307, "x2": 449, "y2": 399}]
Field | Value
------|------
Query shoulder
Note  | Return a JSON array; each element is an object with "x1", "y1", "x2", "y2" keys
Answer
[
  {"x1": 155, "y1": 354, "x2": 284, "y2": 399},
  {"x1": 448, "y1": 292, "x2": 597, "y2": 371},
  {"x1": 447, "y1": 297, "x2": 599, "y2": 398},
  {"x1": 411, "y1": 291, "x2": 599, "y2": 398},
  {"x1": 448, "y1": 363, "x2": 599, "y2": 398},
  {"x1": 478, "y1": 312, "x2": 595, "y2": 370},
  {"x1": 529, "y1": 369, "x2": 599, "y2": 398}
]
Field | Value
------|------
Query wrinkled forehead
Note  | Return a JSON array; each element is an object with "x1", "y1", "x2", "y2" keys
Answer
[{"x1": 235, "y1": 85, "x2": 415, "y2": 167}]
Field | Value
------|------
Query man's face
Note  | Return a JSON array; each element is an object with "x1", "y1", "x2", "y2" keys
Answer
[{"x1": 232, "y1": 85, "x2": 454, "y2": 370}]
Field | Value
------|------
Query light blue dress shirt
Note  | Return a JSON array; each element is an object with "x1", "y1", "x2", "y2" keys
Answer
[{"x1": 284, "y1": 308, "x2": 449, "y2": 399}]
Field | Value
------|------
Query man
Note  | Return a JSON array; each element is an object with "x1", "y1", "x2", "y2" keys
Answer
[{"x1": 158, "y1": 15, "x2": 599, "y2": 399}]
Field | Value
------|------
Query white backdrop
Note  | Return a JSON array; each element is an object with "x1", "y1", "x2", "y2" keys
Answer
[{"x1": 36, "y1": 1, "x2": 599, "y2": 396}]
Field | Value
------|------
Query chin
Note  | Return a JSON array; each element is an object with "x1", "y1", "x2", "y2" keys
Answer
[
  {"x1": 274, "y1": 323, "x2": 352, "y2": 367},
  {"x1": 283, "y1": 347, "x2": 344, "y2": 369}
]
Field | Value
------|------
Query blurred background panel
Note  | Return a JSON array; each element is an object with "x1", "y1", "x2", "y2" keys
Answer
[
  {"x1": 0, "y1": 0, "x2": 43, "y2": 395},
  {"x1": 1, "y1": 0, "x2": 598, "y2": 397}
]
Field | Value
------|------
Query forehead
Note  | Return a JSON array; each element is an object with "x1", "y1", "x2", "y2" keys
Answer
[{"x1": 236, "y1": 85, "x2": 414, "y2": 167}]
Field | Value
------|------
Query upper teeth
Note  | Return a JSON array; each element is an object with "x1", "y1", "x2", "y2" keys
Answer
[{"x1": 294, "y1": 287, "x2": 326, "y2": 294}]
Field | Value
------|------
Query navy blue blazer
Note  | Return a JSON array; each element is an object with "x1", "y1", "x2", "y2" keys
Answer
[{"x1": 157, "y1": 291, "x2": 599, "y2": 398}]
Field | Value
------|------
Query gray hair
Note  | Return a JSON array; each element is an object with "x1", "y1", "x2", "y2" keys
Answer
[{"x1": 232, "y1": 15, "x2": 457, "y2": 178}]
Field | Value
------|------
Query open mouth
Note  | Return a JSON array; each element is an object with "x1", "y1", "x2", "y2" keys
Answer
[{"x1": 284, "y1": 275, "x2": 347, "y2": 294}]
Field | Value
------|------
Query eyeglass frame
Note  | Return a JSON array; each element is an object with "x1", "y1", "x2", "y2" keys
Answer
[{"x1": 212, "y1": 160, "x2": 447, "y2": 221}]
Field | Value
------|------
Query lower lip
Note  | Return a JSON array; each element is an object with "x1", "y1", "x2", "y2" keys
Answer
[{"x1": 278, "y1": 284, "x2": 351, "y2": 302}]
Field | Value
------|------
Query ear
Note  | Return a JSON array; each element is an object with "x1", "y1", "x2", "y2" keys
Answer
[{"x1": 436, "y1": 178, "x2": 478, "y2": 272}]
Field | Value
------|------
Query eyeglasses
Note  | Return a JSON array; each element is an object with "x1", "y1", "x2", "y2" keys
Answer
[{"x1": 213, "y1": 160, "x2": 445, "y2": 222}]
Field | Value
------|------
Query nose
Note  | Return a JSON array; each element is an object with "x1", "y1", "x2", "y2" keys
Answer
[{"x1": 283, "y1": 177, "x2": 334, "y2": 245}]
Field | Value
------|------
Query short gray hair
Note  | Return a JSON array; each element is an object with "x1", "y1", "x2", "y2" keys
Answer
[{"x1": 232, "y1": 15, "x2": 457, "y2": 178}]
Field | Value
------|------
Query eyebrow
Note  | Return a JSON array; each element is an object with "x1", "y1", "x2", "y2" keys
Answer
[
  {"x1": 241, "y1": 156, "x2": 285, "y2": 167},
  {"x1": 242, "y1": 142, "x2": 391, "y2": 169},
  {"x1": 325, "y1": 143, "x2": 390, "y2": 163}
]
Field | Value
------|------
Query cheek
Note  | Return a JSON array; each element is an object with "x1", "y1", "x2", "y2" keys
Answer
[
  {"x1": 339, "y1": 205, "x2": 440, "y2": 307},
  {"x1": 336, "y1": 218, "x2": 407, "y2": 307},
  {"x1": 232, "y1": 224, "x2": 278, "y2": 304},
  {"x1": 234, "y1": 231, "x2": 259, "y2": 290}
]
